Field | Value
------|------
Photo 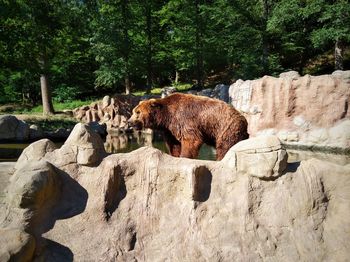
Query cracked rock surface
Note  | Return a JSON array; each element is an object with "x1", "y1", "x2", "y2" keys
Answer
[{"x1": 0, "y1": 124, "x2": 349, "y2": 261}]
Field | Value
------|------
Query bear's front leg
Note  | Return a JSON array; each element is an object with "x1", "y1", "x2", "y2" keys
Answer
[
  {"x1": 163, "y1": 130, "x2": 181, "y2": 157},
  {"x1": 180, "y1": 140, "x2": 201, "y2": 159}
]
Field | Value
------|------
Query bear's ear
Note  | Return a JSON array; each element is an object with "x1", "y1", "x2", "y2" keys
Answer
[{"x1": 150, "y1": 99, "x2": 162, "y2": 109}]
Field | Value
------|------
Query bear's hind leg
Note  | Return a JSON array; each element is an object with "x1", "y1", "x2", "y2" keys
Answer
[
  {"x1": 168, "y1": 143, "x2": 181, "y2": 157},
  {"x1": 216, "y1": 139, "x2": 235, "y2": 160}
]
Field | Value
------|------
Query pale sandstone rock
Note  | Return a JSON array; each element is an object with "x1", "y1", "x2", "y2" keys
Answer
[
  {"x1": 2, "y1": 132, "x2": 350, "y2": 261},
  {"x1": 46, "y1": 123, "x2": 106, "y2": 167},
  {"x1": 73, "y1": 95, "x2": 141, "y2": 131},
  {"x1": 332, "y1": 70, "x2": 350, "y2": 79},
  {"x1": 5, "y1": 160, "x2": 61, "y2": 234},
  {"x1": 15, "y1": 139, "x2": 57, "y2": 170},
  {"x1": 0, "y1": 228, "x2": 35, "y2": 262},
  {"x1": 279, "y1": 70, "x2": 300, "y2": 79},
  {"x1": 40, "y1": 145, "x2": 350, "y2": 262},
  {"x1": 223, "y1": 135, "x2": 287, "y2": 179},
  {"x1": 102, "y1": 95, "x2": 111, "y2": 109},
  {"x1": 229, "y1": 71, "x2": 350, "y2": 151},
  {"x1": 0, "y1": 162, "x2": 15, "y2": 201}
]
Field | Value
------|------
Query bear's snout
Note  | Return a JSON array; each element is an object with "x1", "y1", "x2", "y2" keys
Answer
[{"x1": 128, "y1": 117, "x2": 143, "y2": 130}]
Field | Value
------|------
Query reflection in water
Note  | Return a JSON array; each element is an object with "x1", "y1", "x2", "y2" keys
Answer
[
  {"x1": 0, "y1": 132, "x2": 349, "y2": 164},
  {"x1": 104, "y1": 131, "x2": 217, "y2": 160},
  {"x1": 104, "y1": 132, "x2": 154, "y2": 154}
]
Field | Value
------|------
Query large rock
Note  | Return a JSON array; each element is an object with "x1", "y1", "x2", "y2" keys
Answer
[
  {"x1": 223, "y1": 135, "x2": 287, "y2": 179},
  {"x1": 2, "y1": 131, "x2": 350, "y2": 261},
  {"x1": 229, "y1": 71, "x2": 350, "y2": 151},
  {"x1": 45, "y1": 123, "x2": 107, "y2": 168},
  {"x1": 5, "y1": 160, "x2": 61, "y2": 235},
  {"x1": 15, "y1": 139, "x2": 57, "y2": 170},
  {"x1": 0, "y1": 115, "x2": 29, "y2": 141}
]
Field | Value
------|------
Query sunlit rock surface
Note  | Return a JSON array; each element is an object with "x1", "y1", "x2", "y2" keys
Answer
[
  {"x1": 229, "y1": 70, "x2": 350, "y2": 151},
  {"x1": 0, "y1": 123, "x2": 349, "y2": 261}
]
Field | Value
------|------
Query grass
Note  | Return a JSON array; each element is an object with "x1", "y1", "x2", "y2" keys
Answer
[
  {"x1": 132, "y1": 83, "x2": 192, "y2": 96},
  {"x1": 10, "y1": 100, "x2": 95, "y2": 114},
  {"x1": 24, "y1": 117, "x2": 78, "y2": 131}
]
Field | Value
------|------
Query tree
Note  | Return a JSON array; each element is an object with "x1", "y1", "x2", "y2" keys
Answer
[
  {"x1": 0, "y1": 0, "x2": 95, "y2": 113},
  {"x1": 308, "y1": 0, "x2": 350, "y2": 70},
  {"x1": 159, "y1": 0, "x2": 215, "y2": 87},
  {"x1": 92, "y1": 0, "x2": 139, "y2": 94}
]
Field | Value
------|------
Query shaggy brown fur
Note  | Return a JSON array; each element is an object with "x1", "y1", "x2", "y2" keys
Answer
[{"x1": 128, "y1": 93, "x2": 249, "y2": 160}]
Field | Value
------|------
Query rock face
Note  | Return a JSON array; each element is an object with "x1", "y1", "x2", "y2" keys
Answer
[
  {"x1": 73, "y1": 95, "x2": 141, "y2": 132},
  {"x1": 229, "y1": 70, "x2": 350, "y2": 151},
  {"x1": 1, "y1": 124, "x2": 350, "y2": 261}
]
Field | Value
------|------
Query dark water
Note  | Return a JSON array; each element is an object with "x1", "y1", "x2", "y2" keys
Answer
[{"x1": 1, "y1": 132, "x2": 349, "y2": 165}]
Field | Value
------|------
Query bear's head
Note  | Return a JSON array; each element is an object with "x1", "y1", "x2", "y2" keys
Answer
[{"x1": 128, "y1": 99, "x2": 163, "y2": 130}]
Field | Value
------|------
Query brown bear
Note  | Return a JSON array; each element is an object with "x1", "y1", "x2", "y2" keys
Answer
[{"x1": 128, "y1": 93, "x2": 249, "y2": 160}]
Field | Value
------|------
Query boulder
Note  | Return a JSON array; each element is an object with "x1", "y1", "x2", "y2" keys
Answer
[
  {"x1": 15, "y1": 139, "x2": 57, "y2": 170},
  {"x1": 161, "y1": 86, "x2": 177, "y2": 98},
  {"x1": 101, "y1": 95, "x2": 111, "y2": 109},
  {"x1": 0, "y1": 115, "x2": 29, "y2": 141},
  {"x1": 223, "y1": 135, "x2": 287, "y2": 179},
  {"x1": 213, "y1": 84, "x2": 229, "y2": 102},
  {"x1": 5, "y1": 160, "x2": 61, "y2": 235},
  {"x1": 332, "y1": 70, "x2": 350, "y2": 79},
  {"x1": 46, "y1": 123, "x2": 106, "y2": 167},
  {"x1": 198, "y1": 88, "x2": 213, "y2": 97},
  {"x1": 45, "y1": 128, "x2": 71, "y2": 140}
]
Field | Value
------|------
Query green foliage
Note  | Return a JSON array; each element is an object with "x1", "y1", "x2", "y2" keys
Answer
[
  {"x1": 0, "y1": 0, "x2": 348, "y2": 109},
  {"x1": 11, "y1": 99, "x2": 94, "y2": 114},
  {"x1": 310, "y1": 0, "x2": 350, "y2": 48}
]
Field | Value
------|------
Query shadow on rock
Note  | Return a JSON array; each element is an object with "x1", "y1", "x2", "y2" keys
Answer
[
  {"x1": 104, "y1": 165, "x2": 127, "y2": 221},
  {"x1": 285, "y1": 161, "x2": 301, "y2": 173},
  {"x1": 40, "y1": 238, "x2": 74, "y2": 262},
  {"x1": 52, "y1": 170, "x2": 88, "y2": 220}
]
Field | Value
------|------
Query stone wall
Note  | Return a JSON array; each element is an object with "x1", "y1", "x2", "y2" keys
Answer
[
  {"x1": 1, "y1": 123, "x2": 350, "y2": 261},
  {"x1": 229, "y1": 70, "x2": 350, "y2": 151}
]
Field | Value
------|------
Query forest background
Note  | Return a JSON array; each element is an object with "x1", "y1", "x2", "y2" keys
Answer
[{"x1": 1, "y1": 0, "x2": 349, "y2": 115}]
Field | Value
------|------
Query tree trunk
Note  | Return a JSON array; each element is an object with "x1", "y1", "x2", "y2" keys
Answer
[
  {"x1": 39, "y1": 53, "x2": 54, "y2": 115},
  {"x1": 146, "y1": 1, "x2": 152, "y2": 93},
  {"x1": 125, "y1": 75, "x2": 131, "y2": 95},
  {"x1": 40, "y1": 74, "x2": 54, "y2": 115},
  {"x1": 175, "y1": 70, "x2": 180, "y2": 84},
  {"x1": 122, "y1": 0, "x2": 131, "y2": 94},
  {"x1": 195, "y1": 0, "x2": 203, "y2": 89},
  {"x1": 335, "y1": 40, "x2": 344, "y2": 70}
]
